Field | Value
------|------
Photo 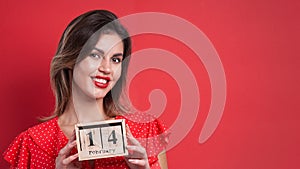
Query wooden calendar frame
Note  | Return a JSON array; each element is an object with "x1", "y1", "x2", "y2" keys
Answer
[{"x1": 75, "y1": 119, "x2": 128, "y2": 161}]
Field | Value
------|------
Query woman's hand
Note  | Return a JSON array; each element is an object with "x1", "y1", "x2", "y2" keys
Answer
[
  {"x1": 125, "y1": 126, "x2": 150, "y2": 169},
  {"x1": 55, "y1": 133, "x2": 80, "y2": 169}
]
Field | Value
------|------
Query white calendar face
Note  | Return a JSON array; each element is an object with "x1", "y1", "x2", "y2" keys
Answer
[{"x1": 75, "y1": 119, "x2": 128, "y2": 161}]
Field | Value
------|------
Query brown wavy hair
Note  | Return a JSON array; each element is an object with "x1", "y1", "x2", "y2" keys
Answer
[{"x1": 47, "y1": 10, "x2": 131, "y2": 120}]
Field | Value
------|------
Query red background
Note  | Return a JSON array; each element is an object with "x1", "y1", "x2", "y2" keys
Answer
[{"x1": 1, "y1": 0, "x2": 299, "y2": 168}]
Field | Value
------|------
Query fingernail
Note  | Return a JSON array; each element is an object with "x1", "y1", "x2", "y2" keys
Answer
[
  {"x1": 128, "y1": 159, "x2": 138, "y2": 164},
  {"x1": 71, "y1": 141, "x2": 77, "y2": 146}
]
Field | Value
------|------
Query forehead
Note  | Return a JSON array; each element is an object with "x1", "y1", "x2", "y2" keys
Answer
[{"x1": 94, "y1": 33, "x2": 124, "y2": 53}]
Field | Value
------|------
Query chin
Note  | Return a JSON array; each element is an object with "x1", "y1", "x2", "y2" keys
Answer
[{"x1": 93, "y1": 93, "x2": 107, "y2": 100}]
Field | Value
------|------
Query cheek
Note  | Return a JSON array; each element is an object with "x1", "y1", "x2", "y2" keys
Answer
[
  {"x1": 73, "y1": 66, "x2": 85, "y2": 86},
  {"x1": 77, "y1": 59, "x2": 98, "y2": 75},
  {"x1": 73, "y1": 65, "x2": 81, "y2": 81},
  {"x1": 114, "y1": 66, "x2": 122, "y2": 81},
  {"x1": 73, "y1": 60, "x2": 98, "y2": 86}
]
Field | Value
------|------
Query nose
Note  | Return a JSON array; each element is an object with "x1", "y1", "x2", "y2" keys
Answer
[{"x1": 98, "y1": 58, "x2": 111, "y2": 74}]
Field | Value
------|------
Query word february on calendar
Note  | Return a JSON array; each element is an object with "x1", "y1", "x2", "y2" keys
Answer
[{"x1": 75, "y1": 119, "x2": 128, "y2": 161}]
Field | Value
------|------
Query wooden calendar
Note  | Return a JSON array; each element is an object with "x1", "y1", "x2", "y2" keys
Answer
[{"x1": 75, "y1": 119, "x2": 128, "y2": 161}]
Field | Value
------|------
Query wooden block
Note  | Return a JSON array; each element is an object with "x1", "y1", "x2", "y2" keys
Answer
[{"x1": 75, "y1": 119, "x2": 128, "y2": 161}]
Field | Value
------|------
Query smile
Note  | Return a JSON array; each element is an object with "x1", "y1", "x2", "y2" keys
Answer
[
  {"x1": 92, "y1": 76, "x2": 110, "y2": 88},
  {"x1": 94, "y1": 78, "x2": 108, "y2": 84}
]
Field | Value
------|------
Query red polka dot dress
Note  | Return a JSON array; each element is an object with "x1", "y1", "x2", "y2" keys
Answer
[{"x1": 3, "y1": 113, "x2": 169, "y2": 169}]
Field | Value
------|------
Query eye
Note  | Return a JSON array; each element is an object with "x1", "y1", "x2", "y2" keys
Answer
[
  {"x1": 111, "y1": 57, "x2": 122, "y2": 63},
  {"x1": 89, "y1": 53, "x2": 101, "y2": 59}
]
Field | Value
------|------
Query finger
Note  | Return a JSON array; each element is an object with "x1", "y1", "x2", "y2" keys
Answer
[
  {"x1": 127, "y1": 159, "x2": 147, "y2": 166},
  {"x1": 126, "y1": 127, "x2": 140, "y2": 146},
  {"x1": 127, "y1": 135, "x2": 140, "y2": 146},
  {"x1": 69, "y1": 130, "x2": 76, "y2": 142},
  {"x1": 126, "y1": 124, "x2": 132, "y2": 136},
  {"x1": 127, "y1": 145, "x2": 145, "y2": 155},
  {"x1": 126, "y1": 145, "x2": 147, "y2": 159},
  {"x1": 59, "y1": 140, "x2": 77, "y2": 156},
  {"x1": 62, "y1": 153, "x2": 78, "y2": 165},
  {"x1": 66, "y1": 130, "x2": 76, "y2": 144}
]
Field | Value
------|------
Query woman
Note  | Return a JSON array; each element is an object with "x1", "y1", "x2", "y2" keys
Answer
[{"x1": 4, "y1": 10, "x2": 168, "y2": 169}]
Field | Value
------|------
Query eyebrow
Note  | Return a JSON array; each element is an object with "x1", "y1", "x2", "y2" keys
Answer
[
  {"x1": 93, "y1": 47, "x2": 123, "y2": 57},
  {"x1": 93, "y1": 47, "x2": 105, "y2": 55}
]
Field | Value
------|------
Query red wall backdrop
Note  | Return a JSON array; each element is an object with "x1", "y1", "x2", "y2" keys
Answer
[{"x1": 1, "y1": 0, "x2": 299, "y2": 168}]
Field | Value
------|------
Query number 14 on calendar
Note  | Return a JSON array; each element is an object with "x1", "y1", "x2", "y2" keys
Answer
[{"x1": 75, "y1": 119, "x2": 128, "y2": 161}]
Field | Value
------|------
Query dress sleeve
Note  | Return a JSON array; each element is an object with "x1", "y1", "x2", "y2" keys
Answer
[
  {"x1": 120, "y1": 113, "x2": 170, "y2": 168},
  {"x1": 145, "y1": 118, "x2": 170, "y2": 168},
  {"x1": 146, "y1": 118, "x2": 169, "y2": 156},
  {"x1": 3, "y1": 131, "x2": 30, "y2": 169}
]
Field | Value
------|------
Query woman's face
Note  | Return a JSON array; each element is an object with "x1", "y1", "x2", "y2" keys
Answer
[{"x1": 72, "y1": 33, "x2": 124, "y2": 100}]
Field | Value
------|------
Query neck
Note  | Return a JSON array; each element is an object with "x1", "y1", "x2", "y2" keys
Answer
[
  {"x1": 58, "y1": 102, "x2": 78, "y2": 126},
  {"x1": 73, "y1": 97, "x2": 109, "y2": 123},
  {"x1": 60, "y1": 92, "x2": 110, "y2": 126}
]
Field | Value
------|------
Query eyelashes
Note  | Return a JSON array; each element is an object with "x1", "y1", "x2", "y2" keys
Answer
[
  {"x1": 89, "y1": 53, "x2": 102, "y2": 59},
  {"x1": 89, "y1": 53, "x2": 123, "y2": 64},
  {"x1": 111, "y1": 57, "x2": 122, "y2": 63}
]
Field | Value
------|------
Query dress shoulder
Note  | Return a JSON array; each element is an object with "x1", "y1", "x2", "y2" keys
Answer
[
  {"x1": 27, "y1": 117, "x2": 61, "y2": 157},
  {"x1": 117, "y1": 112, "x2": 170, "y2": 168},
  {"x1": 3, "y1": 117, "x2": 62, "y2": 168},
  {"x1": 118, "y1": 112, "x2": 169, "y2": 140},
  {"x1": 3, "y1": 131, "x2": 31, "y2": 168}
]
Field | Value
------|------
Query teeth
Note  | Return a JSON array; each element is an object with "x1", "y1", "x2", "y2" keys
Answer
[{"x1": 94, "y1": 78, "x2": 108, "y2": 84}]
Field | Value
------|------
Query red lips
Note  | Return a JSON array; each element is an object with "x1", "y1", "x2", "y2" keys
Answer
[{"x1": 93, "y1": 76, "x2": 110, "y2": 89}]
